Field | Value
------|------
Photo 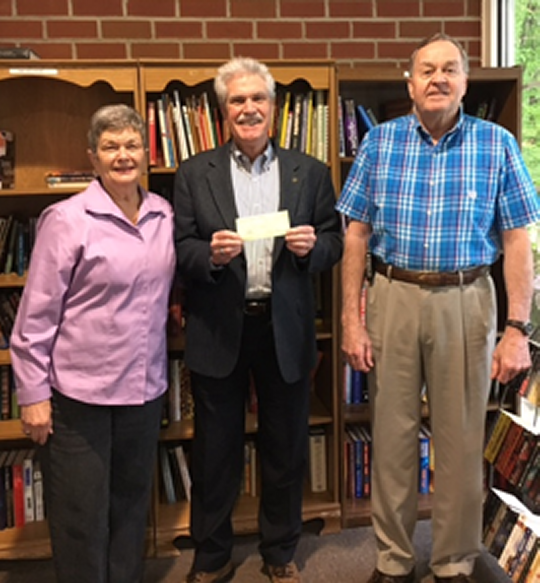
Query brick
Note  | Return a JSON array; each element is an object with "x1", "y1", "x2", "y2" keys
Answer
[
  {"x1": 206, "y1": 21, "x2": 253, "y2": 40},
  {"x1": 47, "y1": 20, "x2": 98, "y2": 39},
  {"x1": 18, "y1": 0, "x2": 68, "y2": 15},
  {"x1": 376, "y1": 1, "x2": 420, "y2": 18},
  {"x1": 424, "y1": 1, "x2": 465, "y2": 17},
  {"x1": 444, "y1": 20, "x2": 481, "y2": 39},
  {"x1": 467, "y1": 0, "x2": 481, "y2": 17},
  {"x1": 232, "y1": 42, "x2": 280, "y2": 60},
  {"x1": 282, "y1": 42, "x2": 328, "y2": 59},
  {"x1": 231, "y1": 0, "x2": 276, "y2": 18},
  {"x1": 329, "y1": 1, "x2": 372, "y2": 18},
  {"x1": 0, "y1": 20, "x2": 42, "y2": 38},
  {"x1": 131, "y1": 42, "x2": 181, "y2": 58},
  {"x1": 183, "y1": 42, "x2": 230, "y2": 59},
  {"x1": 331, "y1": 41, "x2": 375, "y2": 60},
  {"x1": 378, "y1": 40, "x2": 419, "y2": 60},
  {"x1": 257, "y1": 22, "x2": 302, "y2": 39},
  {"x1": 353, "y1": 21, "x2": 396, "y2": 39},
  {"x1": 0, "y1": 0, "x2": 11, "y2": 16},
  {"x1": 180, "y1": 0, "x2": 226, "y2": 17},
  {"x1": 155, "y1": 21, "x2": 203, "y2": 39},
  {"x1": 72, "y1": 0, "x2": 123, "y2": 17},
  {"x1": 102, "y1": 20, "x2": 152, "y2": 39},
  {"x1": 76, "y1": 42, "x2": 127, "y2": 59},
  {"x1": 128, "y1": 0, "x2": 176, "y2": 17},
  {"x1": 400, "y1": 21, "x2": 442, "y2": 39},
  {"x1": 281, "y1": 0, "x2": 325, "y2": 18},
  {"x1": 27, "y1": 42, "x2": 73, "y2": 58},
  {"x1": 306, "y1": 21, "x2": 349, "y2": 40}
]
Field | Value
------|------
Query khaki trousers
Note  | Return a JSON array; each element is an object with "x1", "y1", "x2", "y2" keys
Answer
[{"x1": 366, "y1": 271, "x2": 496, "y2": 578}]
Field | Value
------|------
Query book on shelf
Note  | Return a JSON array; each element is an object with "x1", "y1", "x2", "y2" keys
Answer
[
  {"x1": 147, "y1": 100, "x2": 158, "y2": 166},
  {"x1": 0, "y1": 130, "x2": 15, "y2": 190},
  {"x1": 483, "y1": 488, "x2": 540, "y2": 581},
  {"x1": 173, "y1": 445, "x2": 192, "y2": 502},
  {"x1": 343, "y1": 98, "x2": 359, "y2": 157},
  {"x1": 159, "y1": 444, "x2": 176, "y2": 504},
  {"x1": 484, "y1": 408, "x2": 513, "y2": 464},
  {"x1": 418, "y1": 427, "x2": 430, "y2": 495},
  {"x1": 241, "y1": 441, "x2": 257, "y2": 497},
  {"x1": 45, "y1": 170, "x2": 94, "y2": 189},
  {"x1": 345, "y1": 424, "x2": 371, "y2": 498},
  {"x1": 308, "y1": 427, "x2": 327, "y2": 493},
  {"x1": 0, "y1": 47, "x2": 39, "y2": 59}
]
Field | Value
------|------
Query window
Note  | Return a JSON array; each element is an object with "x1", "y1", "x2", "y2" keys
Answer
[{"x1": 484, "y1": 0, "x2": 540, "y2": 326}]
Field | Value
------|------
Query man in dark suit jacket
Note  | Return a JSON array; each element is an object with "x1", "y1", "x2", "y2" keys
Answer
[{"x1": 174, "y1": 57, "x2": 342, "y2": 583}]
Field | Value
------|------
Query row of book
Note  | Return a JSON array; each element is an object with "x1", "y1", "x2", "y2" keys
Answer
[
  {"x1": 338, "y1": 97, "x2": 378, "y2": 158},
  {"x1": 344, "y1": 422, "x2": 433, "y2": 500},
  {"x1": 0, "y1": 291, "x2": 21, "y2": 350},
  {"x1": 0, "y1": 216, "x2": 37, "y2": 278},
  {"x1": 147, "y1": 88, "x2": 330, "y2": 170},
  {"x1": 0, "y1": 448, "x2": 45, "y2": 530},
  {"x1": 503, "y1": 337, "x2": 540, "y2": 407},
  {"x1": 0, "y1": 130, "x2": 15, "y2": 190},
  {"x1": 343, "y1": 363, "x2": 368, "y2": 404},
  {"x1": 158, "y1": 443, "x2": 192, "y2": 504},
  {"x1": 275, "y1": 89, "x2": 329, "y2": 163},
  {"x1": 483, "y1": 488, "x2": 540, "y2": 582},
  {"x1": 0, "y1": 366, "x2": 19, "y2": 421},
  {"x1": 484, "y1": 409, "x2": 540, "y2": 513},
  {"x1": 338, "y1": 95, "x2": 499, "y2": 160},
  {"x1": 164, "y1": 357, "x2": 194, "y2": 424},
  {"x1": 159, "y1": 426, "x2": 329, "y2": 505}
]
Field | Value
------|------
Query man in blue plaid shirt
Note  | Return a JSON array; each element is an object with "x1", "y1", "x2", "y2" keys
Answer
[{"x1": 337, "y1": 33, "x2": 540, "y2": 583}]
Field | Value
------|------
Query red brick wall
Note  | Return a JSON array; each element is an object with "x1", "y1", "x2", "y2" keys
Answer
[{"x1": 0, "y1": 0, "x2": 482, "y2": 66}]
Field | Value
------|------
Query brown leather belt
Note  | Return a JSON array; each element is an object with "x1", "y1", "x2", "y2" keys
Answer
[
  {"x1": 374, "y1": 260, "x2": 489, "y2": 287},
  {"x1": 244, "y1": 298, "x2": 271, "y2": 316}
]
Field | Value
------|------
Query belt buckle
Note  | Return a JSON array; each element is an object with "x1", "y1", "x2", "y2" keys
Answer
[{"x1": 244, "y1": 299, "x2": 269, "y2": 316}]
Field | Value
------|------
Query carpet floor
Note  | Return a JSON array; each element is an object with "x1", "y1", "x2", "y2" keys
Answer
[{"x1": 0, "y1": 520, "x2": 510, "y2": 582}]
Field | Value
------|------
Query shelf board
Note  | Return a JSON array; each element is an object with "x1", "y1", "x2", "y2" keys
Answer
[
  {"x1": 0, "y1": 350, "x2": 10, "y2": 366},
  {"x1": 154, "y1": 490, "x2": 341, "y2": 557},
  {"x1": 160, "y1": 393, "x2": 333, "y2": 442},
  {"x1": 0, "y1": 273, "x2": 26, "y2": 287},
  {"x1": 0, "y1": 520, "x2": 51, "y2": 559},
  {"x1": 0, "y1": 419, "x2": 30, "y2": 441},
  {"x1": 342, "y1": 493, "x2": 433, "y2": 529}
]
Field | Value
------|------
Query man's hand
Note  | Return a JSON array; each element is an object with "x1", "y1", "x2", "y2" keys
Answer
[
  {"x1": 21, "y1": 399, "x2": 53, "y2": 445},
  {"x1": 491, "y1": 327, "x2": 532, "y2": 384},
  {"x1": 285, "y1": 225, "x2": 316, "y2": 258},
  {"x1": 342, "y1": 319, "x2": 374, "y2": 373},
  {"x1": 210, "y1": 230, "x2": 243, "y2": 266}
]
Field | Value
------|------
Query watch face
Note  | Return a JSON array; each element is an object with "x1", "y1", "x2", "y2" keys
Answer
[{"x1": 525, "y1": 322, "x2": 534, "y2": 336}]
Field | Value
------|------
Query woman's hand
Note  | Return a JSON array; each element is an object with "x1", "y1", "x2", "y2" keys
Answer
[{"x1": 21, "y1": 400, "x2": 53, "y2": 445}]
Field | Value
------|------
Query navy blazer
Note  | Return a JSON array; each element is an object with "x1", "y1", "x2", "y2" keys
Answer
[{"x1": 174, "y1": 141, "x2": 342, "y2": 384}]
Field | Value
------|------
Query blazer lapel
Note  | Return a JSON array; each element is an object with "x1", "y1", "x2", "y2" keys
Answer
[
  {"x1": 275, "y1": 146, "x2": 301, "y2": 259},
  {"x1": 206, "y1": 144, "x2": 238, "y2": 230}
]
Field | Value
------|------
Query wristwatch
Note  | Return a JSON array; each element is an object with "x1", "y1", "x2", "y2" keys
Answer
[{"x1": 505, "y1": 319, "x2": 534, "y2": 337}]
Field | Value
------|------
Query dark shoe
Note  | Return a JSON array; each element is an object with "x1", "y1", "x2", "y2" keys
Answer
[
  {"x1": 367, "y1": 568, "x2": 415, "y2": 583},
  {"x1": 434, "y1": 576, "x2": 474, "y2": 583},
  {"x1": 184, "y1": 560, "x2": 234, "y2": 583},
  {"x1": 263, "y1": 561, "x2": 301, "y2": 583}
]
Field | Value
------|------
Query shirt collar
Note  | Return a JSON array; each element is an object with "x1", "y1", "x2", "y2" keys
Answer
[
  {"x1": 230, "y1": 141, "x2": 275, "y2": 173},
  {"x1": 413, "y1": 105, "x2": 465, "y2": 146}
]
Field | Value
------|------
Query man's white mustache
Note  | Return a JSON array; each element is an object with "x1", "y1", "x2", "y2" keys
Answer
[{"x1": 237, "y1": 115, "x2": 263, "y2": 126}]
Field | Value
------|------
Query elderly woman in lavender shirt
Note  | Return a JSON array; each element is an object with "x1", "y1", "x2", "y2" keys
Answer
[{"x1": 10, "y1": 104, "x2": 175, "y2": 583}]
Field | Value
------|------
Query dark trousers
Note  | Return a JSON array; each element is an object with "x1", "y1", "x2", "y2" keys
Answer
[
  {"x1": 39, "y1": 390, "x2": 163, "y2": 583},
  {"x1": 190, "y1": 313, "x2": 310, "y2": 572}
]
